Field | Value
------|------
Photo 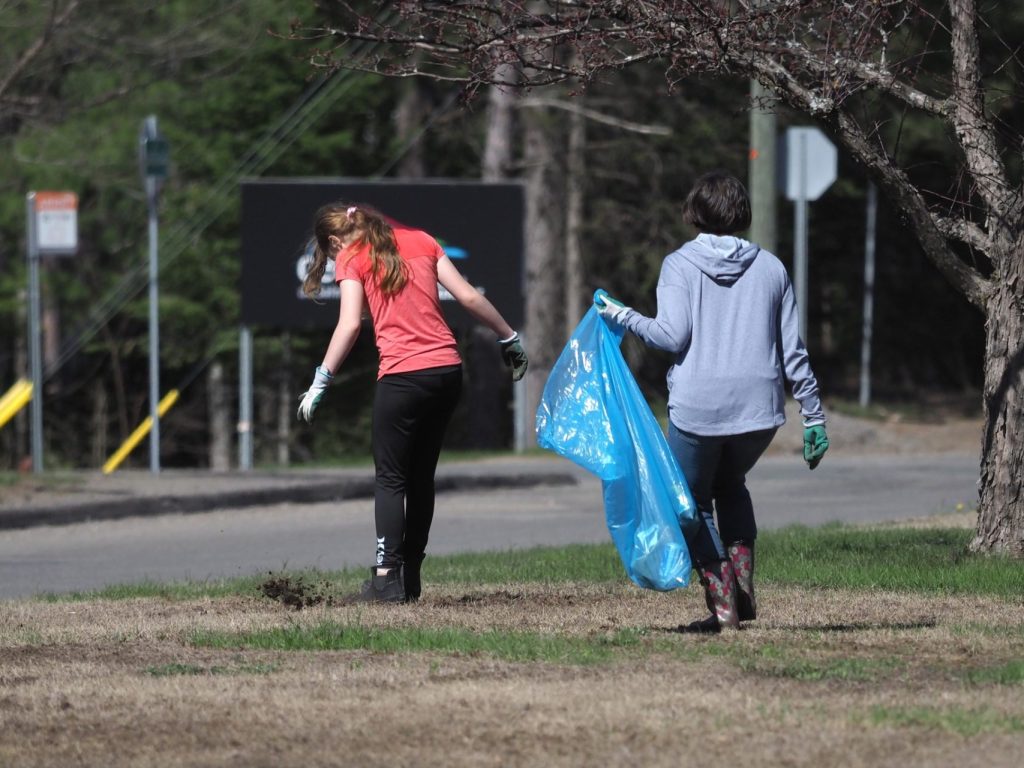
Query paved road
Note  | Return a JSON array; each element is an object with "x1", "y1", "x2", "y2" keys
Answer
[{"x1": 0, "y1": 454, "x2": 978, "y2": 599}]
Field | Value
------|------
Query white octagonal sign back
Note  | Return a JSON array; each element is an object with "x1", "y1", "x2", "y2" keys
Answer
[{"x1": 784, "y1": 127, "x2": 837, "y2": 201}]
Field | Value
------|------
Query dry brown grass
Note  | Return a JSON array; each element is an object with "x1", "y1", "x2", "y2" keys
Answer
[{"x1": 2, "y1": 581, "x2": 1022, "y2": 768}]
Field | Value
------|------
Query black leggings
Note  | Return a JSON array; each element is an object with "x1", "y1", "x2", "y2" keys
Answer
[{"x1": 371, "y1": 365, "x2": 462, "y2": 570}]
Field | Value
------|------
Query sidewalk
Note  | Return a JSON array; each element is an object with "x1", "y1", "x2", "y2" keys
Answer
[{"x1": 0, "y1": 456, "x2": 582, "y2": 531}]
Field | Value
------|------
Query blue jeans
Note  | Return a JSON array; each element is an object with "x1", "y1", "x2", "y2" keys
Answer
[{"x1": 668, "y1": 424, "x2": 777, "y2": 565}]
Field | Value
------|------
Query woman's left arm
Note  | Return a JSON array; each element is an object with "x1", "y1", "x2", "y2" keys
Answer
[
  {"x1": 622, "y1": 260, "x2": 692, "y2": 353},
  {"x1": 777, "y1": 276, "x2": 825, "y2": 425}
]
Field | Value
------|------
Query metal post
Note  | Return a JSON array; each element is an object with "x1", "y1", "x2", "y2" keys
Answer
[
  {"x1": 513, "y1": 332, "x2": 527, "y2": 453},
  {"x1": 794, "y1": 198, "x2": 808, "y2": 339},
  {"x1": 238, "y1": 325, "x2": 253, "y2": 471},
  {"x1": 793, "y1": 132, "x2": 809, "y2": 340},
  {"x1": 25, "y1": 194, "x2": 43, "y2": 473},
  {"x1": 139, "y1": 114, "x2": 167, "y2": 473},
  {"x1": 860, "y1": 183, "x2": 878, "y2": 408},
  {"x1": 147, "y1": 175, "x2": 161, "y2": 473}
]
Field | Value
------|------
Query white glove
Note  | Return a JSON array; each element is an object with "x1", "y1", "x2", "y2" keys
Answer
[
  {"x1": 296, "y1": 365, "x2": 333, "y2": 423},
  {"x1": 594, "y1": 289, "x2": 632, "y2": 325}
]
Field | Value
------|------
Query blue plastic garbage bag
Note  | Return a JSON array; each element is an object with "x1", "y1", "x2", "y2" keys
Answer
[{"x1": 535, "y1": 304, "x2": 697, "y2": 591}]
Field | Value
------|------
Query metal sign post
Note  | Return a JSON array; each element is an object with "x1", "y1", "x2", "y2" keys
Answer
[
  {"x1": 783, "y1": 127, "x2": 837, "y2": 339},
  {"x1": 238, "y1": 325, "x2": 253, "y2": 471},
  {"x1": 139, "y1": 116, "x2": 169, "y2": 473},
  {"x1": 25, "y1": 191, "x2": 78, "y2": 473},
  {"x1": 860, "y1": 183, "x2": 878, "y2": 407}
]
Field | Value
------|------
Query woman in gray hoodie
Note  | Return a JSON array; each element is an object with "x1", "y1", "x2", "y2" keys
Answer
[{"x1": 596, "y1": 170, "x2": 829, "y2": 632}]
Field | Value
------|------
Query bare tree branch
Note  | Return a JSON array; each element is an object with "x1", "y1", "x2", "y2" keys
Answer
[
  {"x1": 519, "y1": 96, "x2": 672, "y2": 135},
  {"x1": 0, "y1": 0, "x2": 81, "y2": 102},
  {"x1": 935, "y1": 214, "x2": 990, "y2": 252},
  {"x1": 736, "y1": 47, "x2": 993, "y2": 308},
  {"x1": 301, "y1": 0, "x2": 1010, "y2": 306}
]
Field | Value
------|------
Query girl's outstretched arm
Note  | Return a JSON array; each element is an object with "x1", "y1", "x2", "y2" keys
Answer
[{"x1": 437, "y1": 255, "x2": 515, "y2": 339}]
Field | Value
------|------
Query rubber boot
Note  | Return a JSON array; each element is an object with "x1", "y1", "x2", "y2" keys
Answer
[
  {"x1": 404, "y1": 553, "x2": 424, "y2": 603},
  {"x1": 728, "y1": 540, "x2": 756, "y2": 622},
  {"x1": 681, "y1": 559, "x2": 739, "y2": 633},
  {"x1": 353, "y1": 567, "x2": 405, "y2": 604}
]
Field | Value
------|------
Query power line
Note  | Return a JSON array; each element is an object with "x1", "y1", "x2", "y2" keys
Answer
[{"x1": 46, "y1": 23, "x2": 396, "y2": 378}]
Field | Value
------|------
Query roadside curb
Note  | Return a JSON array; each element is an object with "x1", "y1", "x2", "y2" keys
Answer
[{"x1": 0, "y1": 471, "x2": 579, "y2": 531}]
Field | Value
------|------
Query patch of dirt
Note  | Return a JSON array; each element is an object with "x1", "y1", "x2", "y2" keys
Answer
[
  {"x1": 1, "y1": 584, "x2": 1021, "y2": 767},
  {"x1": 259, "y1": 573, "x2": 335, "y2": 610}
]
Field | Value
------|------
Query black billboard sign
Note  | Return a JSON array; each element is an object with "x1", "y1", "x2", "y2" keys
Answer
[{"x1": 240, "y1": 179, "x2": 525, "y2": 330}]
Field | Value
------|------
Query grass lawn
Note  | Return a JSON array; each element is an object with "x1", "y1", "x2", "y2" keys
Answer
[{"x1": 3, "y1": 523, "x2": 1022, "y2": 768}]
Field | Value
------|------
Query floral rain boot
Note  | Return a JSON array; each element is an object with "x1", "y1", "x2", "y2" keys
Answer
[
  {"x1": 682, "y1": 559, "x2": 739, "y2": 633},
  {"x1": 728, "y1": 540, "x2": 756, "y2": 622}
]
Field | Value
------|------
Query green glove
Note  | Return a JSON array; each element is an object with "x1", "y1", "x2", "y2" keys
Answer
[
  {"x1": 499, "y1": 332, "x2": 528, "y2": 381},
  {"x1": 594, "y1": 289, "x2": 631, "y2": 325},
  {"x1": 803, "y1": 425, "x2": 829, "y2": 470}
]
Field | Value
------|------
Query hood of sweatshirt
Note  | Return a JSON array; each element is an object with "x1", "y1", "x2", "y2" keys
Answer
[{"x1": 680, "y1": 233, "x2": 761, "y2": 285}]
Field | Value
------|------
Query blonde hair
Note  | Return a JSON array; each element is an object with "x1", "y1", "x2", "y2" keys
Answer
[{"x1": 302, "y1": 202, "x2": 408, "y2": 297}]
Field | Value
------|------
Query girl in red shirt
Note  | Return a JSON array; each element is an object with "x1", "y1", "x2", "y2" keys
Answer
[{"x1": 297, "y1": 203, "x2": 527, "y2": 603}]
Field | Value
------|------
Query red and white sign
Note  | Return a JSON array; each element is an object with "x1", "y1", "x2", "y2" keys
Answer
[{"x1": 34, "y1": 191, "x2": 78, "y2": 253}]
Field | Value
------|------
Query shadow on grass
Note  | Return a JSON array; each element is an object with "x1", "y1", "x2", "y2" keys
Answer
[
  {"x1": 655, "y1": 618, "x2": 939, "y2": 635},
  {"x1": 787, "y1": 619, "x2": 938, "y2": 632}
]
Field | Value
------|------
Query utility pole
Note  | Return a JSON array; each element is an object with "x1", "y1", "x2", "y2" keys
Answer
[
  {"x1": 139, "y1": 116, "x2": 169, "y2": 473},
  {"x1": 748, "y1": 79, "x2": 777, "y2": 252}
]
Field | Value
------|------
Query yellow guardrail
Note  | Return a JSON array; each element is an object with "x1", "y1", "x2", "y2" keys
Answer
[
  {"x1": 0, "y1": 379, "x2": 33, "y2": 430},
  {"x1": 102, "y1": 389, "x2": 180, "y2": 474}
]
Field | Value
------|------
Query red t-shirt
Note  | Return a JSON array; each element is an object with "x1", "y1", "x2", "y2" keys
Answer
[{"x1": 338, "y1": 226, "x2": 461, "y2": 378}]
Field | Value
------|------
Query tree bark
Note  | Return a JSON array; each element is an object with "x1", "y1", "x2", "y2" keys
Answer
[
  {"x1": 475, "y1": 65, "x2": 520, "y2": 448},
  {"x1": 482, "y1": 62, "x2": 518, "y2": 181},
  {"x1": 207, "y1": 360, "x2": 231, "y2": 471},
  {"x1": 564, "y1": 85, "x2": 585, "y2": 335},
  {"x1": 972, "y1": 269, "x2": 1024, "y2": 556},
  {"x1": 522, "y1": 105, "x2": 565, "y2": 447},
  {"x1": 90, "y1": 378, "x2": 108, "y2": 469},
  {"x1": 394, "y1": 75, "x2": 429, "y2": 178}
]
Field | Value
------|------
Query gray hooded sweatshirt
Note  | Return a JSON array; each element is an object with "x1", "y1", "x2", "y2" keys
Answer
[{"x1": 620, "y1": 233, "x2": 825, "y2": 436}]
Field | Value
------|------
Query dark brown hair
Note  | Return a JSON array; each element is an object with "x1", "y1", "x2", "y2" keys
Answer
[
  {"x1": 681, "y1": 171, "x2": 752, "y2": 235},
  {"x1": 302, "y1": 202, "x2": 408, "y2": 298}
]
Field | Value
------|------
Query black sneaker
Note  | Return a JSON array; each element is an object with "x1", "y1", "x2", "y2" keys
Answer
[
  {"x1": 404, "y1": 554, "x2": 424, "y2": 603},
  {"x1": 352, "y1": 567, "x2": 405, "y2": 604}
]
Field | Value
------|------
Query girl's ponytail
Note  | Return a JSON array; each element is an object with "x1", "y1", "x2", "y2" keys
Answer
[
  {"x1": 362, "y1": 214, "x2": 407, "y2": 295},
  {"x1": 307, "y1": 203, "x2": 407, "y2": 298},
  {"x1": 302, "y1": 238, "x2": 331, "y2": 298}
]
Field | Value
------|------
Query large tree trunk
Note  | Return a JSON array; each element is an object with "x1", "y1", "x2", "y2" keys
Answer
[
  {"x1": 522, "y1": 106, "x2": 565, "y2": 448},
  {"x1": 971, "y1": 275, "x2": 1024, "y2": 556},
  {"x1": 482, "y1": 62, "x2": 517, "y2": 181},
  {"x1": 90, "y1": 380, "x2": 108, "y2": 468},
  {"x1": 394, "y1": 73, "x2": 429, "y2": 178},
  {"x1": 564, "y1": 84, "x2": 585, "y2": 336},
  {"x1": 471, "y1": 65, "x2": 520, "y2": 449},
  {"x1": 207, "y1": 360, "x2": 231, "y2": 471}
]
